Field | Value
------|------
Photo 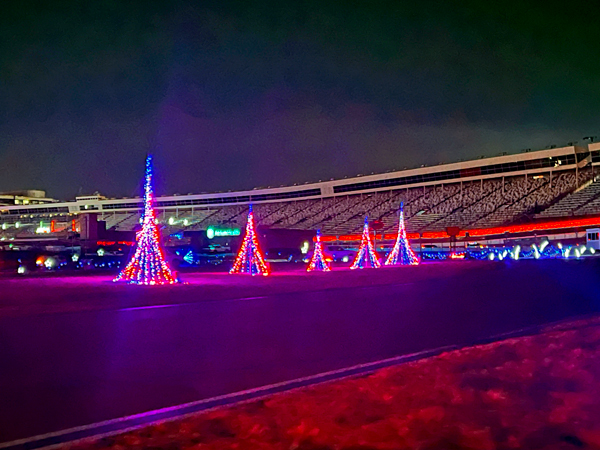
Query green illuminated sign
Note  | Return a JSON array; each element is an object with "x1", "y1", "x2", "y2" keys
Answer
[{"x1": 207, "y1": 226, "x2": 241, "y2": 239}]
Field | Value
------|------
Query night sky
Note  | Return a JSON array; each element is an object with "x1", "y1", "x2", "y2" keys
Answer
[{"x1": 0, "y1": 1, "x2": 598, "y2": 199}]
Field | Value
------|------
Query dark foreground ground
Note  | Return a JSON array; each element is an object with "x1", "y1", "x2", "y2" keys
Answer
[
  {"x1": 67, "y1": 317, "x2": 600, "y2": 450},
  {"x1": 1, "y1": 260, "x2": 600, "y2": 444}
]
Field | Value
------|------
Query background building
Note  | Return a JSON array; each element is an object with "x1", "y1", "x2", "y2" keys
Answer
[{"x1": 2, "y1": 144, "x2": 600, "y2": 250}]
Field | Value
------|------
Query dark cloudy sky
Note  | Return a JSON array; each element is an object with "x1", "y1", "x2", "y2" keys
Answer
[{"x1": 0, "y1": 0, "x2": 597, "y2": 199}]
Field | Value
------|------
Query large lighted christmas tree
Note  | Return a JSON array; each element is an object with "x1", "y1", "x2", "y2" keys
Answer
[
  {"x1": 385, "y1": 202, "x2": 419, "y2": 266},
  {"x1": 114, "y1": 155, "x2": 179, "y2": 285},
  {"x1": 350, "y1": 216, "x2": 381, "y2": 269},
  {"x1": 230, "y1": 205, "x2": 270, "y2": 276},
  {"x1": 307, "y1": 230, "x2": 331, "y2": 272}
]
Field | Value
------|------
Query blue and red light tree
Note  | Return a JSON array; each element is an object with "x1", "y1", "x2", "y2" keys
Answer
[
  {"x1": 230, "y1": 205, "x2": 270, "y2": 276},
  {"x1": 114, "y1": 155, "x2": 180, "y2": 285},
  {"x1": 385, "y1": 202, "x2": 419, "y2": 266},
  {"x1": 307, "y1": 230, "x2": 331, "y2": 272},
  {"x1": 350, "y1": 216, "x2": 381, "y2": 269}
]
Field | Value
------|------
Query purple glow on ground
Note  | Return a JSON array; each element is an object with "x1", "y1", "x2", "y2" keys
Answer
[{"x1": 1, "y1": 259, "x2": 600, "y2": 443}]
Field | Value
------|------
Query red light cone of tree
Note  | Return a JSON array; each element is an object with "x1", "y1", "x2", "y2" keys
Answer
[
  {"x1": 350, "y1": 216, "x2": 381, "y2": 269},
  {"x1": 230, "y1": 205, "x2": 270, "y2": 276},
  {"x1": 307, "y1": 230, "x2": 331, "y2": 272},
  {"x1": 114, "y1": 155, "x2": 179, "y2": 285},
  {"x1": 385, "y1": 202, "x2": 419, "y2": 266}
]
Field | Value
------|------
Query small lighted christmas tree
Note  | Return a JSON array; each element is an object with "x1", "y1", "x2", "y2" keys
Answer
[
  {"x1": 350, "y1": 216, "x2": 381, "y2": 269},
  {"x1": 114, "y1": 155, "x2": 179, "y2": 285},
  {"x1": 385, "y1": 202, "x2": 419, "y2": 266},
  {"x1": 307, "y1": 230, "x2": 331, "y2": 272},
  {"x1": 230, "y1": 205, "x2": 270, "y2": 276}
]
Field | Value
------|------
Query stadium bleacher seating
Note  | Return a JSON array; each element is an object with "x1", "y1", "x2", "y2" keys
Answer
[
  {"x1": 4, "y1": 163, "x2": 599, "y2": 240},
  {"x1": 538, "y1": 176, "x2": 600, "y2": 218},
  {"x1": 148, "y1": 168, "x2": 598, "y2": 236}
]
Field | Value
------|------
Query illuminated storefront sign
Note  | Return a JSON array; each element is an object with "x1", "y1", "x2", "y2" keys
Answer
[{"x1": 206, "y1": 226, "x2": 241, "y2": 239}]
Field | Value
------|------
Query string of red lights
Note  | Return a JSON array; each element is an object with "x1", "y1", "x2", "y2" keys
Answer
[
  {"x1": 113, "y1": 156, "x2": 179, "y2": 285},
  {"x1": 384, "y1": 203, "x2": 419, "y2": 266},
  {"x1": 230, "y1": 205, "x2": 270, "y2": 276},
  {"x1": 350, "y1": 217, "x2": 381, "y2": 269},
  {"x1": 319, "y1": 215, "x2": 600, "y2": 242},
  {"x1": 307, "y1": 230, "x2": 331, "y2": 272}
]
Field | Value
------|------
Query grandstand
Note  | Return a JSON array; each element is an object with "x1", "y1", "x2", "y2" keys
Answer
[{"x1": 2, "y1": 143, "x2": 600, "y2": 241}]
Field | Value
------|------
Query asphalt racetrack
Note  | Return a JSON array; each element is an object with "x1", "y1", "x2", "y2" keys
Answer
[{"x1": 1, "y1": 259, "x2": 600, "y2": 443}]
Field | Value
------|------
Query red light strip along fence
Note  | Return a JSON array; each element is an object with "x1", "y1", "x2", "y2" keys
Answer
[{"x1": 319, "y1": 216, "x2": 600, "y2": 242}]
